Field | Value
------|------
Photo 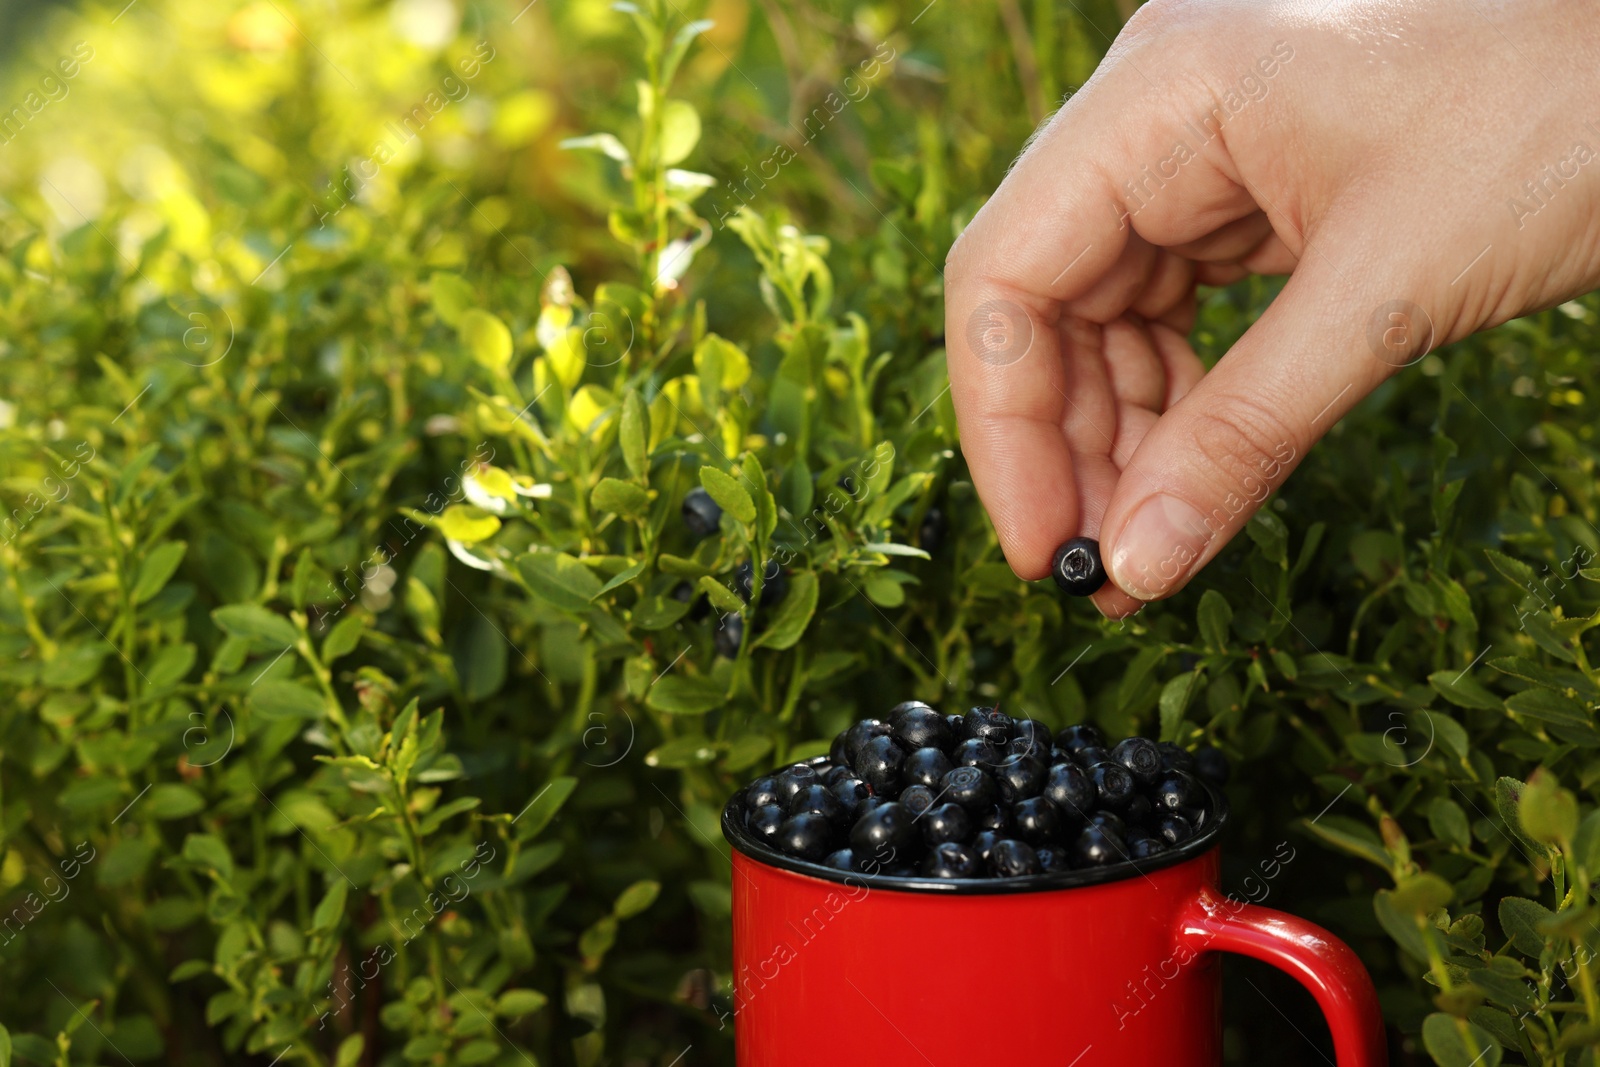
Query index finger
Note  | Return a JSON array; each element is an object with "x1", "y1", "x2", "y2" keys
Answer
[
  {"x1": 943, "y1": 88, "x2": 1143, "y2": 578},
  {"x1": 943, "y1": 49, "x2": 1253, "y2": 580}
]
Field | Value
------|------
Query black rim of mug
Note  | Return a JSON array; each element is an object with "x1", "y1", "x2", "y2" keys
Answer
[{"x1": 720, "y1": 757, "x2": 1229, "y2": 894}]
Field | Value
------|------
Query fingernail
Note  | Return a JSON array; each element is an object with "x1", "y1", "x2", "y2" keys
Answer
[{"x1": 1108, "y1": 494, "x2": 1214, "y2": 600}]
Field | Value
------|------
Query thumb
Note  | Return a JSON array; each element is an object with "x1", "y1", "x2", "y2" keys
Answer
[{"x1": 1099, "y1": 256, "x2": 1418, "y2": 601}]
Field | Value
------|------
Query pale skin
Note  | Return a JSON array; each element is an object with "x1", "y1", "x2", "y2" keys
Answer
[{"x1": 944, "y1": 0, "x2": 1600, "y2": 617}]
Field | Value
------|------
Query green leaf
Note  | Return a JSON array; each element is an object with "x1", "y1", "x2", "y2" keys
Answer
[
  {"x1": 147, "y1": 783, "x2": 205, "y2": 820},
  {"x1": 1484, "y1": 548, "x2": 1539, "y2": 595},
  {"x1": 97, "y1": 837, "x2": 155, "y2": 887},
  {"x1": 251, "y1": 680, "x2": 327, "y2": 721},
  {"x1": 699, "y1": 465, "x2": 756, "y2": 525},
  {"x1": 1302, "y1": 815, "x2": 1390, "y2": 870},
  {"x1": 1520, "y1": 768, "x2": 1578, "y2": 847},
  {"x1": 1158, "y1": 671, "x2": 1202, "y2": 742},
  {"x1": 323, "y1": 615, "x2": 365, "y2": 663},
  {"x1": 1428, "y1": 669, "x2": 1501, "y2": 710},
  {"x1": 1498, "y1": 897, "x2": 1554, "y2": 957},
  {"x1": 1422, "y1": 1013, "x2": 1502, "y2": 1067},
  {"x1": 659, "y1": 99, "x2": 701, "y2": 166},
  {"x1": 1489, "y1": 656, "x2": 1600, "y2": 699},
  {"x1": 1427, "y1": 797, "x2": 1471, "y2": 851},
  {"x1": 212, "y1": 604, "x2": 299, "y2": 648},
  {"x1": 754, "y1": 571, "x2": 819, "y2": 650},
  {"x1": 513, "y1": 777, "x2": 577, "y2": 839},
  {"x1": 620, "y1": 390, "x2": 649, "y2": 479},
  {"x1": 647, "y1": 674, "x2": 727, "y2": 715},
  {"x1": 495, "y1": 989, "x2": 549, "y2": 1019},
  {"x1": 596, "y1": 558, "x2": 647, "y2": 597},
  {"x1": 335, "y1": 1034, "x2": 365, "y2": 1067},
  {"x1": 182, "y1": 833, "x2": 234, "y2": 881},
  {"x1": 438, "y1": 505, "x2": 501, "y2": 545},
  {"x1": 1389, "y1": 871, "x2": 1453, "y2": 915},
  {"x1": 613, "y1": 879, "x2": 660, "y2": 918},
  {"x1": 460, "y1": 308, "x2": 513, "y2": 369},
  {"x1": 1496, "y1": 777, "x2": 1553, "y2": 856},
  {"x1": 859, "y1": 542, "x2": 931, "y2": 559},
  {"x1": 133, "y1": 541, "x2": 187, "y2": 604},
  {"x1": 147, "y1": 642, "x2": 197, "y2": 689},
  {"x1": 312, "y1": 880, "x2": 348, "y2": 932},
  {"x1": 1197, "y1": 590, "x2": 1232, "y2": 650},
  {"x1": 0, "y1": 1023, "x2": 10, "y2": 1067},
  {"x1": 645, "y1": 735, "x2": 719, "y2": 768},
  {"x1": 591, "y1": 477, "x2": 651, "y2": 519},
  {"x1": 1504, "y1": 687, "x2": 1586, "y2": 726},
  {"x1": 517, "y1": 551, "x2": 605, "y2": 612},
  {"x1": 697, "y1": 575, "x2": 746, "y2": 615},
  {"x1": 741, "y1": 452, "x2": 776, "y2": 541},
  {"x1": 1245, "y1": 510, "x2": 1288, "y2": 564},
  {"x1": 722, "y1": 735, "x2": 774, "y2": 771},
  {"x1": 457, "y1": 1041, "x2": 498, "y2": 1066},
  {"x1": 580, "y1": 914, "x2": 619, "y2": 965},
  {"x1": 1575, "y1": 809, "x2": 1600, "y2": 872},
  {"x1": 430, "y1": 272, "x2": 474, "y2": 327},
  {"x1": 1373, "y1": 888, "x2": 1431, "y2": 963},
  {"x1": 5, "y1": 1036, "x2": 50, "y2": 1065}
]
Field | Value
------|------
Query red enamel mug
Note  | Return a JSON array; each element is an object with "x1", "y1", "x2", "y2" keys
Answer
[{"x1": 722, "y1": 774, "x2": 1386, "y2": 1067}]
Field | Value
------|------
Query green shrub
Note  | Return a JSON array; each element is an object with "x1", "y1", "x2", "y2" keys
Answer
[{"x1": 3, "y1": 2, "x2": 1600, "y2": 1065}]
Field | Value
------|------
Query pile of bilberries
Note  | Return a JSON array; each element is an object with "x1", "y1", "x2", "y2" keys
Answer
[{"x1": 734, "y1": 703, "x2": 1230, "y2": 881}]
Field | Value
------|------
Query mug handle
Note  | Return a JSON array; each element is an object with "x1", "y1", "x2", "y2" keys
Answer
[{"x1": 1176, "y1": 888, "x2": 1388, "y2": 1067}]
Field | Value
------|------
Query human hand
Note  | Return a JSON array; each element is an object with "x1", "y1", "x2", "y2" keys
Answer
[{"x1": 943, "y1": 0, "x2": 1600, "y2": 616}]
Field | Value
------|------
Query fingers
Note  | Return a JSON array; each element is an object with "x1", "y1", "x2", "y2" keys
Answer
[
  {"x1": 945, "y1": 50, "x2": 1258, "y2": 578},
  {"x1": 1099, "y1": 255, "x2": 1386, "y2": 601}
]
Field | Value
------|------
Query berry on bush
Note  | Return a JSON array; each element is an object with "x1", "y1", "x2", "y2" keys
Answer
[
  {"x1": 1195, "y1": 747, "x2": 1232, "y2": 787},
  {"x1": 682, "y1": 486, "x2": 723, "y2": 540},
  {"x1": 713, "y1": 613, "x2": 744, "y2": 658},
  {"x1": 735, "y1": 559, "x2": 789, "y2": 609},
  {"x1": 918, "y1": 507, "x2": 947, "y2": 556}
]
